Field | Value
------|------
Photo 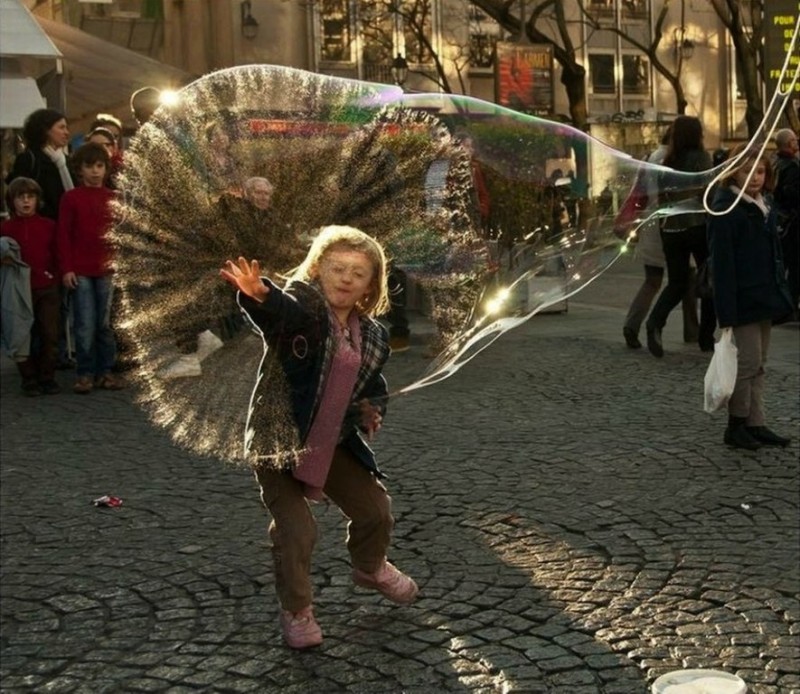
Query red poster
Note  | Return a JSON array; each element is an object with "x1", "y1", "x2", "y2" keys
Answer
[{"x1": 495, "y1": 43, "x2": 554, "y2": 116}]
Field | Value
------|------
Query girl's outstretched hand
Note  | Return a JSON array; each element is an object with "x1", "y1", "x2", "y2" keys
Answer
[
  {"x1": 220, "y1": 257, "x2": 269, "y2": 303},
  {"x1": 358, "y1": 399, "x2": 383, "y2": 441}
]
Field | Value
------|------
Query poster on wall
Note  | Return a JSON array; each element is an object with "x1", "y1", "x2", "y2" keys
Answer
[
  {"x1": 763, "y1": 1, "x2": 799, "y2": 99},
  {"x1": 494, "y1": 42, "x2": 554, "y2": 116}
]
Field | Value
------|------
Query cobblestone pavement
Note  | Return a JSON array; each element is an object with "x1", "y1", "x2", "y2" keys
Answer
[{"x1": 2, "y1": 256, "x2": 798, "y2": 693}]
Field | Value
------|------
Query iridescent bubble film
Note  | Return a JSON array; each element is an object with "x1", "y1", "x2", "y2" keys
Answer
[{"x1": 111, "y1": 63, "x2": 792, "y2": 466}]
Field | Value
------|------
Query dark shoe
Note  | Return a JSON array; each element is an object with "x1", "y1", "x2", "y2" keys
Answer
[
  {"x1": 724, "y1": 417, "x2": 761, "y2": 450},
  {"x1": 746, "y1": 426, "x2": 791, "y2": 447},
  {"x1": 39, "y1": 380, "x2": 62, "y2": 395},
  {"x1": 646, "y1": 325, "x2": 664, "y2": 358},
  {"x1": 22, "y1": 380, "x2": 42, "y2": 397},
  {"x1": 623, "y1": 327, "x2": 642, "y2": 349},
  {"x1": 699, "y1": 334, "x2": 715, "y2": 352}
]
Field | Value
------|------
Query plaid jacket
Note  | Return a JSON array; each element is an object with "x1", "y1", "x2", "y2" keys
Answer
[{"x1": 239, "y1": 278, "x2": 390, "y2": 475}]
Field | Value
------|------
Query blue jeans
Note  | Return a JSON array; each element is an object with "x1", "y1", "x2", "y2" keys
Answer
[{"x1": 73, "y1": 275, "x2": 117, "y2": 378}]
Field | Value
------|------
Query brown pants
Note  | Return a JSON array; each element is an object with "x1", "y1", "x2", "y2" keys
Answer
[
  {"x1": 728, "y1": 321, "x2": 771, "y2": 425},
  {"x1": 255, "y1": 446, "x2": 394, "y2": 612},
  {"x1": 17, "y1": 285, "x2": 60, "y2": 384}
]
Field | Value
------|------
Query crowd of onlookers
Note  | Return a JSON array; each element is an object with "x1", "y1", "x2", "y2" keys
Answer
[
  {"x1": 1, "y1": 108, "x2": 127, "y2": 396},
  {"x1": 1, "y1": 101, "x2": 797, "y2": 450},
  {"x1": 0, "y1": 93, "x2": 285, "y2": 394},
  {"x1": 616, "y1": 116, "x2": 797, "y2": 450}
]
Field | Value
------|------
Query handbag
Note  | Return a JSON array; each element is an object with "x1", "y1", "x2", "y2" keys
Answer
[
  {"x1": 613, "y1": 174, "x2": 648, "y2": 240},
  {"x1": 703, "y1": 328, "x2": 737, "y2": 413}
]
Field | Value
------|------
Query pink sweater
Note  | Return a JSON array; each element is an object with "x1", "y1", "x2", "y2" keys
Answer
[{"x1": 293, "y1": 310, "x2": 362, "y2": 500}]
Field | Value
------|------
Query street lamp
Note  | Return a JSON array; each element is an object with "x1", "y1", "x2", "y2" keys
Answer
[
  {"x1": 678, "y1": 36, "x2": 695, "y2": 60},
  {"x1": 241, "y1": 0, "x2": 259, "y2": 40},
  {"x1": 673, "y1": 28, "x2": 695, "y2": 61},
  {"x1": 391, "y1": 53, "x2": 409, "y2": 88}
]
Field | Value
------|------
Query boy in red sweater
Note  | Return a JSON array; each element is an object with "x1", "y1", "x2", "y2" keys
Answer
[
  {"x1": 58, "y1": 143, "x2": 124, "y2": 394},
  {"x1": 1, "y1": 178, "x2": 61, "y2": 395}
]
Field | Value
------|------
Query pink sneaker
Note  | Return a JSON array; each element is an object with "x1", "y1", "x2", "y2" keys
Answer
[
  {"x1": 280, "y1": 606, "x2": 322, "y2": 649},
  {"x1": 352, "y1": 560, "x2": 419, "y2": 605}
]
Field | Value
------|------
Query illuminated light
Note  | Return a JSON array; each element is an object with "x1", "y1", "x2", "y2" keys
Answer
[
  {"x1": 159, "y1": 90, "x2": 180, "y2": 107},
  {"x1": 485, "y1": 288, "x2": 511, "y2": 315},
  {"x1": 485, "y1": 297, "x2": 504, "y2": 314}
]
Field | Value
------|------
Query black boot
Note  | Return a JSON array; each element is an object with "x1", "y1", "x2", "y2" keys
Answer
[
  {"x1": 698, "y1": 334, "x2": 715, "y2": 353},
  {"x1": 646, "y1": 325, "x2": 664, "y2": 358},
  {"x1": 623, "y1": 327, "x2": 642, "y2": 349},
  {"x1": 746, "y1": 426, "x2": 791, "y2": 447},
  {"x1": 724, "y1": 416, "x2": 761, "y2": 450}
]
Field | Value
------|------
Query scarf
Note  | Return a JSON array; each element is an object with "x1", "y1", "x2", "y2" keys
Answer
[{"x1": 43, "y1": 146, "x2": 74, "y2": 193}]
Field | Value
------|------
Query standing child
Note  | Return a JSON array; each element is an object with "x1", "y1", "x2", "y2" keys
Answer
[
  {"x1": 708, "y1": 143, "x2": 794, "y2": 450},
  {"x1": 220, "y1": 225, "x2": 418, "y2": 650},
  {"x1": 58, "y1": 142, "x2": 124, "y2": 394},
  {"x1": 1, "y1": 178, "x2": 61, "y2": 395}
]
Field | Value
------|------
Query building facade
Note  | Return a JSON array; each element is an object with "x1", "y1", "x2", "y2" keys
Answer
[{"x1": 25, "y1": 0, "x2": 790, "y2": 148}]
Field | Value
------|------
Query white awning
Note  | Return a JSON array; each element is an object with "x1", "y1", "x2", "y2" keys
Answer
[
  {"x1": 0, "y1": 65, "x2": 46, "y2": 128},
  {"x1": 0, "y1": 0, "x2": 61, "y2": 59},
  {"x1": 0, "y1": 0, "x2": 58, "y2": 128}
]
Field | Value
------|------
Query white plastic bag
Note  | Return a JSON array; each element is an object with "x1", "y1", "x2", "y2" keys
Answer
[{"x1": 704, "y1": 328, "x2": 738, "y2": 413}]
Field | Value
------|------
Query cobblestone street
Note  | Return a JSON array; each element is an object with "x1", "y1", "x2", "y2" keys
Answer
[{"x1": 2, "y1": 255, "x2": 798, "y2": 693}]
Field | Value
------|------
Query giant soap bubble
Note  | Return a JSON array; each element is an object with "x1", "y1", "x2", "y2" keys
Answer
[{"x1": 112, "y1": 63, "x2": 788, "y2": 466}]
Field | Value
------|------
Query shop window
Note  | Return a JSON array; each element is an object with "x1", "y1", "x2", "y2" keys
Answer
[
  {"x1": 468, "y1": 7, "x2": 499, "y2": 69},
  {"x1": 589, "y1": 54, "x2": 616, "y2": 94},
  {"x1": 321, "y1": 0, "x2": 353, "y2": 62},
  {"x1": 622, "y1": 54, "x2": 649, "y2": 95},
  {"x1": 621, "y1": 0, "x2": 647, "y2": 20},
  {"x1": 588, "y1": 0, "x2": 616, "y2": 20},
  {"x1": 401, "y1": 0, "x2": 434, "y2": 65},
  {"x1": 359, "y1": 0, "x2": 393, "y2": 66}
]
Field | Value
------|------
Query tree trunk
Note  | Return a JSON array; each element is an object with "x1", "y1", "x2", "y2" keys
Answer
[{"x1": 560, "y1": 62, "x2": 588, "y2": 130}]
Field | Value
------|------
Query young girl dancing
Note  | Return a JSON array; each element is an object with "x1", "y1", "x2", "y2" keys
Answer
[{"x1": 220, "y1": 225, "x2": 418, "y2": 649}]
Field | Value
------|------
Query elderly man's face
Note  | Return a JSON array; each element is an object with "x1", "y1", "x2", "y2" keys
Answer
[
  {"x1": 247, "y1": 181, "x2": 273, "y2": 210},
  {"x1": 782, "y1": 133, "x2": 799, "y2": 157}
]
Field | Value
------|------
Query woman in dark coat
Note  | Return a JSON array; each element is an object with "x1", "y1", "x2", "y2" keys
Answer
[
  {"x1": 6, "y1": 108, "x2": 74, "y2": 220},
  {"x1": 646, "y1": 115, "x2": 715, "y2": 356},
  {"x1": 7, "y1": 109, "x2": 77, "y2": 369},
  {"x1": 708, "y1": 143, "x2": 794, "y2": 450}
]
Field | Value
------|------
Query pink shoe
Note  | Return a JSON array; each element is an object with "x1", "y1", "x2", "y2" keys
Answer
[
  {"x1": 352, "y1": 560, "x2": 419, "y2": 605},
  {"x1": 280, "y1": 606, "x2": 322, "y2": 649}
]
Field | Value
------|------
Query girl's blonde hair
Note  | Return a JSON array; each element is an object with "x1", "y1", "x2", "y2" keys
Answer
[
  {"x1": 721, "y1": 142, "x2": 775, "y2": 192},
  {"x1": 290, "y1": 225, "x2": 390, "y2": 317}
]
